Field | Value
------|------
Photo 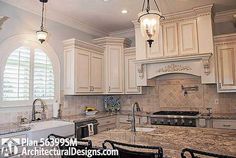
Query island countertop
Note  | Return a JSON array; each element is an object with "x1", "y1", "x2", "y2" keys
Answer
[{"x1": 86, "y1": 125, "x2": 236, "y2": 158}]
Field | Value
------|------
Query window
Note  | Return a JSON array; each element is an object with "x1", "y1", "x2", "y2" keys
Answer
[{"x1": 2, "y1": 47, "x2": 55, "y2": 101}]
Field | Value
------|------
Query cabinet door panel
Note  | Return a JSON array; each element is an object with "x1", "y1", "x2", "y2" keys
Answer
[
  {"x1": 163, "y1": 23, "x2": 179, "y2": 56},
  {"x1": 179, "y1": 20, "x2": 198, "y2": 55},
  {"x1": 125, "y1": 54, "x2": 141, "y2": 94},
  {"x1": 75, "y1": 50, "x2": 90, "y2": 93},
  {"x1": 107, "y1": 46, "x2": 123, "y2": 93},
  {"x1": 147, "y1": 25, "x2": 164, "y2": 58},
  {"x1": 91, "y1": 53, "x2": 103, "y2": 93},
  {"x1": 216, "y1": 43, "x2": 236, "y2": 91}
]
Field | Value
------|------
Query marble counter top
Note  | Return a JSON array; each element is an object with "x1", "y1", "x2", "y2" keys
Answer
[
  {"x1": 86, "y1": 125, "x2": 236, "y2": 158},
  {"x1": 0, "y1": 123, "x2": 30, "y2": 136}
]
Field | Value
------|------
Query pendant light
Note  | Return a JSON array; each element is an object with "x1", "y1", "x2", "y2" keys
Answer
[
  {"x1": 36, "y1": 0, "x2": 48, "y2": 44},
  {"x1": 138, "y1": 0, "x2": 164, "y2": 47}
]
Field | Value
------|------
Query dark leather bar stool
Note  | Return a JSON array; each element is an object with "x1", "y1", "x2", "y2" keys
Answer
[
  {"x1": 181, "y1": 148, "x2": 236, "y2": 158},
  {"x1": 48, "y1": 134, "x2": 92, "y2": 158},
  {"x1": 102, "y1": 140, "x2": 163, "y2": 158}
]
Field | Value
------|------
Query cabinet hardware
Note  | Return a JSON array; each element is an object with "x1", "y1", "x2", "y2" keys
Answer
[
  {"x1": 223, "y1": 124, "x2": 231, "y2": 127},
  {"x1": 108, "y1": 86, "x2": 111, "y2": 91}
]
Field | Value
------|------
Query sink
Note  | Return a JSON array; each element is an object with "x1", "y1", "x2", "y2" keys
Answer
[
  {"x1": 22, "y1": 120, "x2": 74, "y2": 141},
  {"x1": 135, "y1": 127, "x2": 155, "y2": 132}
]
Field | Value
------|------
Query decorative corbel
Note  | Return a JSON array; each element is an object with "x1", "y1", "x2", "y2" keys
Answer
[
  {"x1": 137, "y1": 64, "x2": 144, "y2": 79},
  {"x1": 0, "y1": 16, "x2": 9, "y2": 30},
  {"x1": 202, "y1": 55, "x2": 211, "y2": 75}
]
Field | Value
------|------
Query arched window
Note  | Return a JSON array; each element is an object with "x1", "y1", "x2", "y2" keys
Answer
[{"x1": 2, "y1": 47, "x2": 55, "y2": 101}]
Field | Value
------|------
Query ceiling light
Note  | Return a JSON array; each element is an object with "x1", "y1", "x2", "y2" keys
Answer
[
  {"x1": 138, "y1": 0, "x2": 164, "y2": 47},
  {"x1": 36, "y1": 0, "x2": 48, "y2": 44},
  {"x1": 103, "y1": 0, "x2": 109, "y2": 2},
  {"x1": 121, "y1": 10, "x2": 128, "y2": 14}
]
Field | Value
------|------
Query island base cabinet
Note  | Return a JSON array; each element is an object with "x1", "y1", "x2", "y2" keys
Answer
[
  {"x1": 213, "y1": 119, "x2": 236, "y2": 130},
  {"x1": 97, "y1": 116, "x2": 117, "y2": 133}
]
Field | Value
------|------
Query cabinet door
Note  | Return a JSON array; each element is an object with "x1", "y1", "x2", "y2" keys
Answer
[
  {"x1": 217, "y1": 44, "x2": 236, "y2": 91},
  {"x1": 107, "y1": 46, "x2": 123, "y2": 93},
  {"x1": 75, "y1": 50, "x2": 90, "y2": 93},
  {"x1": 64, "y1": 49, "x2": 75, "y2": 94},
  {"x1": 147, "y1": 25, "x2": 164, "y2": 58},
  {"x1": 90, "y1": 53, "x2": 103, "y2": 93},
  {"x1": 178, "y1": 20, "x2": 198, "y2": 55},
  {"x1": 125, "y1": 54, "x2": 141, "y2": 94},
  {"x1": 163, "y1": 23, "x2": 179, "y2": 56}
]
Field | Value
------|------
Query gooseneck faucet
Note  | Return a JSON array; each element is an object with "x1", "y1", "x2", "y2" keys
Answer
[
  {"x1": 32, "y1": 98, "x2": 46, "y2": 121},
  {"x1": 131, "y1": 102, "x2": 141, "y2": 132}
]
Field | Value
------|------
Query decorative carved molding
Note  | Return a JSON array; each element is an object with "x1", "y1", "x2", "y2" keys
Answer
[
  {"x1": 0, "y1": 16, "x2": 9, "y2": 30},
  {"x1": 157, "y1": 64, "x2": 192, "y2": 73},
  {"x1": 137, "y1": 64, "x2": 144, "y2": 79},
  {"x1": 202, "y1": 57, "x2": 210, "y2": 75}
]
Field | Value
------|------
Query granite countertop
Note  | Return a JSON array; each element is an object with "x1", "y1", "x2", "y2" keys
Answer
[
  {"x1": 0, "y1": 123, "x2": 31, "y2": 136},
  {"x1": 86, "y1": 125, "x2": 236, "y2": 158}
]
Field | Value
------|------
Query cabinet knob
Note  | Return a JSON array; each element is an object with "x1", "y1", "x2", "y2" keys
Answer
[{"x1": 108, "y1": 86, "x2": 111, "y2": 92}]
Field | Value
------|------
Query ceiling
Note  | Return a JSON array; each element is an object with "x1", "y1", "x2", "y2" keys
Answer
[{"x1": 1, "y1": 0, "x2": 236, "y2": 36}]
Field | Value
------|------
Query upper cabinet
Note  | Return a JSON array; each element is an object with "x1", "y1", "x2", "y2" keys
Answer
[
  {"x1": 133, "y1": 5, "x2": 214, "y2": 60},
  {"x1": 124, "y1": 47, "x2": 142, "y2": 94},
  {"x1": 63, "y1": 39, "x2": 104, "y2": 95},
  {"x1": 93, "y1": 37, "x2": 131, "y2": 94},
  {"x1": 215, "y1": 34, "x2": 236, "y2": 93}
]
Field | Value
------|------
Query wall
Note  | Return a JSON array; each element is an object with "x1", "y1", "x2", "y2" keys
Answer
[{"x1": 120, "y1": 74, "x2": 236, "y2": 114}]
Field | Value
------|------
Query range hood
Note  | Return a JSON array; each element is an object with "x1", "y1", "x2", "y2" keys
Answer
[{"x1": 135, "y1": 53, "x2": 216, "y2": 86}]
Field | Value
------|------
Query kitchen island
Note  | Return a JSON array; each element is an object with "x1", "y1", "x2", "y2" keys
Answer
[{"x1": 86, "y1": 125, "x2": 236, "y2": 158}]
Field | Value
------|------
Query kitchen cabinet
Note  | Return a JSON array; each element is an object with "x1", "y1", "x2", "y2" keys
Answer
[
  {"x1": 213, "y1": 119, "x2": 236, "y2": 130},
  {"x1": 215, "y1": 33, "x2": 236, "y2": 92},
  {"x1": 63, "y1": 39, "x2": 104, "y2": 95},
  {"x1": 117, "y1": 114, "x2": 148, "y2": 129},
  {"x1": 97, "y1": 116, "x2": 117, "y2": 133},
  {"x1": 178, "y1": 19, "x2": 198, "y2": 55},
  {"x1": 124, "y1": 47, "x2": 142, "y2": 94},
  {"x1": 163, "y1": 23, "x2": 179, "y2": 56},
  {"x1": 133, "y1": 5, "x2": 213, "y2": 60},
  {"x1": 93, "y1": 37, "x2": 130, "y2": 94}
]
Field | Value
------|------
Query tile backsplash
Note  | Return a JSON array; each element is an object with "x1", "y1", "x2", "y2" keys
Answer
[{"x1": 120, "y1": 74, "x2": 236, "y2": 114}]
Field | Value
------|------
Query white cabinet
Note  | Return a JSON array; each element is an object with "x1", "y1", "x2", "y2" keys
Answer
[
  {"x1": 63, "y1": 39, "x2": 104, "y2": 95},
  {"x1": 133, "y1": 5, "x2": 213, "y2": 60},
  {"x1": 107, "y1": 46, "x2": 123, "y2": 93},
  {"x1": 163, "y1": 23, "x2": 179, "y2": 56},
  {"x1": 215, "y1": 34, "x2": 236, "y2": 92},
  {"x1": 93, "y1": 37, "x2": 130, "y2": 94},
  {"x1": 124, "y1": 48, "x2": 142, "y2": 94},
  {"x1": 178, "y1": 19, "x2": 198, "y2": 55}
]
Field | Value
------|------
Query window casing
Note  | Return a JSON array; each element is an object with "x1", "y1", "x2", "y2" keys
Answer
[{"x1": 1, "y1": 46, "x2": 55, "y2": 104}]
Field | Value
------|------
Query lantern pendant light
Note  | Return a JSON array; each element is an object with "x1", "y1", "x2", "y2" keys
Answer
[
  {"x1": 138, "y1": 0, "x2": 164, "y2": 47},
  {"x1": 36, "y1": 0, "x2": 48, "y2": 44}
]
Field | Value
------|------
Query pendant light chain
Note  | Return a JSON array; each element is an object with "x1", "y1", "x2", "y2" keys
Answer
[{"x1": 41, "y1": 2, "x2": 45, "y2": 30}]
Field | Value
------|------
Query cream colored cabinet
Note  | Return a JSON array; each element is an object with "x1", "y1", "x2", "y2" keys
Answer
[
  {"x1": 163, "y1": 23, "x2": 179, "y2": 56},
  {"x1": 63, "y1": 39, "x2": 104, "y2": 95},
  {"x1": 75, "y1": 50, "x2": 90, "y2": 93},
  {"x1": 97, "y1": 116, "x2": 117, "y2": 133},
  {"x1": 124, "y1": 48, "x2": 142, "y2": 94},
  {"x1": 93, "y1": 37, "x2": 130, "y2": 94},
  {"x1": 213, "y1": 119, "x2": 236, "y2": 130},
  {"x1": 215, "y1": 34, "x2": 236, "y2": 92},
  {"x1": 107, "y1": 46, "x2": 124, "y2": 93},
  {"x1": 90, "y1": 53, "x2": 104, "y2": 93},
  {"x1": 133, "y1": 5, "x2": 213, "y2": 60},
  {"x1": 178, "y1": 19, "x2": 198, "y2": 55}
]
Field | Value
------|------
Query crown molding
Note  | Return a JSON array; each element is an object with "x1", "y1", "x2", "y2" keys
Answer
[
  {"x1": 109, "y1": 28, "x2": 135, "y2": 38},
  {"x1": 93, "y1": 37, "x2": 131, "y2": 48},
  {"x1": 214, "y1": 9, "x2": 236, "y2": 23},
  {"x1": 1, "y1": 0, "x2": 108, "y2": 37},
  {"x1": 0, "y1": 16, "x2": 9, "y2": 30},
  {"x1": 63, "y1": 38, "x2": 104, "y2": 53}
]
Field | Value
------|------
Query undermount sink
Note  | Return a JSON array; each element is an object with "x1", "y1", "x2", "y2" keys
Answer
[{"x1": 135, "y1": 127, "x2": 155, "y2": 132}]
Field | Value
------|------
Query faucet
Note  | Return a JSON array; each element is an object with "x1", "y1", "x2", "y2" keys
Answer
[
  {"x1": 131, "y1": 102, "x2": 141, "y2": 132},
  {"x1": 32, "y1": 99, "x2": 47, "y2": 121}
]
